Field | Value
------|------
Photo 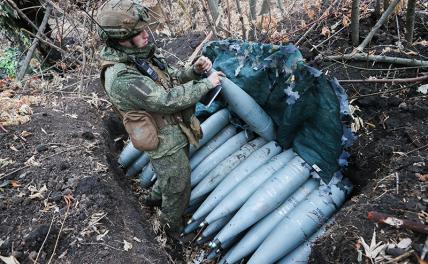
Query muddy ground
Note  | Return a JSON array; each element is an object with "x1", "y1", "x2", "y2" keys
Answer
[{"x1": 1, "y1": 12, "x2": 428, "y2": 264}]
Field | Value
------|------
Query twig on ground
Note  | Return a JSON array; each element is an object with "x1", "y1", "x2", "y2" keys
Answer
[
  {"x1": 35, "y1": 214, "x2": 56, "y2": 264},
  {"x1": 352, "y1": 86, "x2": 409, "y2": 98},
  {"x1": 405, "y1": 143, "x2": 428, "y2": 156},
  {"x1": 0, "y1": 124, "x2": 8, "y2": 133},
  {"x1": 47, "y1": 195, "x2": 74, "y2": 264},
  {"x1": 0, "y1": 146, "x2": 81, "y2": 180},
  {"x1": 384, "y1": 250, "x2": 415, "y2": 264},
  {"x1": 310, "y1": 26, "x2": 346, "y2": 51},
  {"x1": 338, "y1": 74, "x2": 428, "y2": 83},
  {"x1": 295, "y1": 23, "x2": 316, "y2": 46},
  {"x1": 79, "y1": 242, "x2": 123, "y2": 251},
  {"x1": 325, "y1": 53, "x2": 428, "y2": 67},
  {"x1": 368, "y1": 211, "x2": 428, "y2": 234}
]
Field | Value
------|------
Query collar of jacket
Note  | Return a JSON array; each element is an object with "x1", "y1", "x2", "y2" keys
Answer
[{"x1": 99, "y1": 43, "x2": 156, "y2": 63}]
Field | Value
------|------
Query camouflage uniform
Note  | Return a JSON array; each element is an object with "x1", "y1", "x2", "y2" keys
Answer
[{"x1": 100, "y1": 43, "x2": 212, "y2": 233}]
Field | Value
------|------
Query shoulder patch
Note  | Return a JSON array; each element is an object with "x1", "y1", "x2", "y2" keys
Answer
[{"x1": 128, "y1": 78, "x2": 153, "y2": 99}]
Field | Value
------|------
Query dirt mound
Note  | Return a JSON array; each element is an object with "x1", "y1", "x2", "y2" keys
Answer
[
  {"x1": 0, "y1": 90, "x2": 171, "y2": 263},
  {"x1": 304, "y1": 13, "x2": 428, "y2": 264}
]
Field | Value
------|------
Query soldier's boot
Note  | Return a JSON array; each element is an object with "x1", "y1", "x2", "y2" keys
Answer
[
  {"x1": 143, "y1": 197, "x2": 162, "y2": 207},
  {"x1": 144, "y1": 181, "x2": 162, "y2": 208}
]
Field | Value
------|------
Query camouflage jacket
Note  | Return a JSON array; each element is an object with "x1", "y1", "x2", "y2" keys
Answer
[{"x1": 99, "y1": 45, "x2": 213, "y2": 159}]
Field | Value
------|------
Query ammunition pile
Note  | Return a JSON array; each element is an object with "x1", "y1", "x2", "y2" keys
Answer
[{"x1": 118, "y1": 76, "x2": 351, "y2": 263}]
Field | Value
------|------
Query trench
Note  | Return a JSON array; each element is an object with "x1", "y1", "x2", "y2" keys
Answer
[{"x1": 100, "y1": 107, "x2": 365, "y2": 264}]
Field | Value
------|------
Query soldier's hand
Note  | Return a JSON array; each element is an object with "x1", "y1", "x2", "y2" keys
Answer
[
  {"x1": 207, "y1": 71, "x2": 225, "y2": 87},
  {"x1": 193, "y1": 56, "x2": 212, "y2": 74}
]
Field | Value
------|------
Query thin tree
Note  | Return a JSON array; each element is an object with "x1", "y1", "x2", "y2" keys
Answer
[
  {"x1": 351, "y1": 0, "x2": 360, "y2": 46},
  {"x1": 207, "y1": 0, "x2": 219, "y2": 21},
  {"x1": 383, "y1": 0, "x2": 390, "y2": 11},
  {"x1": 405, "y1": 0, "x2": 416, "y2": 42},
  {"x1": 374, "y1": 0, "x2": 381, "y2": 18},
  {"x1": 249, "y1": 0, "x2": 257, "y2": 21}
]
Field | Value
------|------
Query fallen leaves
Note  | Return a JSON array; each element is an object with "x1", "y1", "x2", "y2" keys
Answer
[
  {"x1": 80, "y1": 212, "x2": 108, "y2": 237},
  {"x1": 28, "y1": 184, "x2": 48, "y2": 199},
  {"x1": 0, "y1": 91, "x2": 42, "y2": 127},
  {"x1": 342, "y1": 15, "x2": 350, "y2": 27},
  {"x1": 0, "y1": 158, "x2": 14, "y2": 168},
  {"x1": 20, "y1": 130, "x2": 32, "y2": 138},
  {"x1": 0, "y1": 255, "x2": 20, "y2": 264},
  {"x1": 10, "y1": 180, "x2": 21, "y2": 188},
  {"x1": 24, "y1": 156, "x2": 41, "y2": 167},
  {"x1": 358, "y1": 229, "x2": 386, "y2": 262},
  {"x1": 417, "y1": 84, "x2": 428, "y2": 95},
  {"x1": 95, "y1": 162, "x2": 108, "y2": 173},
  {"x1": 123, "y1": 240, "x2": 132, "y2": 251},
  {"x1": 321, "y1": 26, "x2": 331, "y2": 37},
  {"x1": 416, "y1": 173, "x2": 428, "y2": 182},
  {"x1": 64, "y1": 113, "x2": 78, "y2": 119}
]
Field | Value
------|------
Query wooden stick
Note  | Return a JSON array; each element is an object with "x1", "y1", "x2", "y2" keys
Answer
[
  {"x1": 17, "y1": 5, "x2": 52, "y2": 81},
  {"x1": 201, "y1": 0, "x2": 217, "y2": 38},
  {"x1": 338, "y1": 74, "x2": 428, "y2": 83},
  {"x1": 21, "y1": 28, "x2": 68, "y2": 56},
  {"x1": 355, "y1": 0, "x2": 401, "y2": 53},
  {"x1": 368, "y1": 211, "x2": 428, "y2": 234},
  {"x1": 384, "y1": 250, "x2": 415, "y2": 264},
  {"x1": 295, "y1": 23, "x2": 316, "y2": 46},
  {"x1": 351, "y1": 0, "x2": 360, "y2": 46},
  {"x1": 226, "y1": 0, "x2": 232, "y2": 37},
  {"x1": 234, "y1": 0, "x2": 247, "y2": 39},
  {"x1": 5, "y1": 0, "x2": 40, "y2": 32},
  {"x1": 325, "y1": 53, "x2": 428, "y2": 67},
  {"x1": 185, "y1": 31, "x2": 214, "y2": 67}
]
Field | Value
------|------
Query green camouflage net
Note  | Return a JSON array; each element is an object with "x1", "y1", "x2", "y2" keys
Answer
[{"x1": 203, "y1": 40, "x2": 353, "y2": 183}]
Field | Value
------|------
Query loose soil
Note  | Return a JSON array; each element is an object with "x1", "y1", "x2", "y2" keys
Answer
[
  {"x1": 1, "y1": 12, "x2": 427, "y2": 264},
  {"x1": 303, "y1": 13, "x2": 428, "y2": 264}
]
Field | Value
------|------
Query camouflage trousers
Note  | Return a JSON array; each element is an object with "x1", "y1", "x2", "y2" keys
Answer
[{"x1": 149, "y1": 147, "x2": 191, "y2": 233}]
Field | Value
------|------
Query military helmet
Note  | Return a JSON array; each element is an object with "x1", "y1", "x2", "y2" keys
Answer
[{"x1": 97, "y1": 0, "x2": 151, "y2": 40}]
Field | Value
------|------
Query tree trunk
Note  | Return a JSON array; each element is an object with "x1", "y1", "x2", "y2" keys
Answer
[
  {"x1": 374, "y1": 0, "x2": 381, "y2": 18},
  {"x1": 276, "y1": 0, "x2": 284, "y2": 14},
  {"x1": 234, "y1": 0, "x2": 247, "y2": 39},
  {"x1": 355, "y1": 0, "x2": 401, "y2": 52},
  {"x1": 351, "y1": 0, "x2": 360, "y2": 46},
  {"x1": 383, "y1": 0, "x2": 390, "y2": 11},
  {"x1": 207, "y1": 0, "x2": 219, "y2": 21},
  {"x1": 17, "y1": 5, "x2": 52, "y2": 81},
  {"x1": 405, "y1": 0, "x2": 416, "y2": 42},
  {"x1": 249, "y1": 0, "x2": 257, "y2": 21}
]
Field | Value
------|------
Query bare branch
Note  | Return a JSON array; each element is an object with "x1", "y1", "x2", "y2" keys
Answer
[
  {"x1": 338, "y1": 74, "x2": 428, "y2": 83},
  {"x1": 17, "y1": 5, "x2": 52, "y2": 81},
  {"x1": 325, "y1": 53, "x2": 428, "y2": 67},
  {"x1": 355, "y1": 0, "x2": 401, "y2": 53}
]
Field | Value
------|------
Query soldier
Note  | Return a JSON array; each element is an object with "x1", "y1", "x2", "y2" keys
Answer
[{"x1": 96, "y1": 0, "x2": 224, "y2": 240}]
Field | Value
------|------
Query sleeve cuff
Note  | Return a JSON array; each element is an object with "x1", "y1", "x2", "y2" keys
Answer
[{"x1": 200, "y1": 78, "x2": 214, "y2": 91}]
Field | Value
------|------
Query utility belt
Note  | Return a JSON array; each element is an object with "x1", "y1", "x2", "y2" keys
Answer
[{"x1": 150, "y1": 111, "x2": 182, "y2": 129}]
